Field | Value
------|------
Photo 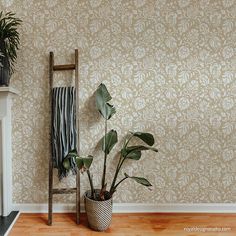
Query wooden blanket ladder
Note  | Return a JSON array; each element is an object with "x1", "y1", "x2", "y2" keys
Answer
[{"x1": 48, "y1": 49, "x2": 80, "y2": 225}]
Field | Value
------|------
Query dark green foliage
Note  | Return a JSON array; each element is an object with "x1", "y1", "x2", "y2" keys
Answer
[
  {"x1": 95, "y1": 83, "x2": 116, "y2": 120},
  {"x1": 131, "y1": 132, "x2": 155, "y2": 146},
  {"x1": 63, "y1": 151, "x2": 93, "y2": 172},
  {"x1": 124, "y1": 173, "x2": 152, "y2": 187},
  {"x1": 0, "y1": 11, "x2": 22, "y2": 74},
  {"x1": 102, "y1": 129, "x2": 118, "y2": 155},
  {"x1": 63, "y1": 83, "x2": 159, "y2": 201}
]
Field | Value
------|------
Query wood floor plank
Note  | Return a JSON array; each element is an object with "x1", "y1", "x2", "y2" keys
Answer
[{"x1": 9, "y1": 213, "x2": 236, "y2": 236}]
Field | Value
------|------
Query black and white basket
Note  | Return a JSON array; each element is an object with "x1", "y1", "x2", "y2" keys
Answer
[{"x1": 84, "y1": 190, "x2": 113, "y2": 231}]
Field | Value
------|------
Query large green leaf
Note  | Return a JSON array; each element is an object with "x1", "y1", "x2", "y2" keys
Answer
[
  {"x1": 126, "y1": 150, "x2": 141, "y2": 160},
  {"x1": 75, "y1": 158, "x2": 83, "y2": 170},
  {"x1": 83, "y1": 155, "x2": 93, "y2": 169},
  {"x1": 124, "y1": 173, "x2": 152, "y2": 187},
  {"x1": 102, "y1": 129, "x2": 118, "y2": 154},
  {"x1": 63, "y1": 158, "x2": 71, "y2": 170},
  {"x1": 131, "y1": 132, "x2": 155, "y2": 146},
  {"x1": 74, "y1": 156, "x2": 93, "y2": 170},
  {"x1": 96, "y1": 83, "x2": 111, "y2": 104},
  {"x1": 121, "y1": 145, "x2": 158, "y2": 158},
  {"x1": 104, "y1": 103, "x2": 116, "y2": 120},
  {"x1": 95, "y1": 83, "x2": 116, "y2": 120},
  {"x1": 63, "y1": 151, "x2": 93, "y2": 171}
]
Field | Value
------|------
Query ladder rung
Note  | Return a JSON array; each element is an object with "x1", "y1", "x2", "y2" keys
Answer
[
  {"x1": 53, "y1": 64, "x2": 75, "y2": 71},
  {"x1": 52, "y1": 188, "x2": 76, "y2": 194}
]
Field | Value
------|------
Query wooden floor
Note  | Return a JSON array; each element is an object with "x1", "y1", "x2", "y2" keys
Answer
[{"x1": 10, "y1": 213, "x2": 236, "y2": 236}]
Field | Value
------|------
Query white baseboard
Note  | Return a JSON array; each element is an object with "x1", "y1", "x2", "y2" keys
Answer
[{"x1": 12, "y1": 203, "x2": 236, "y2": 213}]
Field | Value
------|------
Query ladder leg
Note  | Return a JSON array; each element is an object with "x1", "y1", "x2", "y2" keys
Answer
[
  {"x1": 76, "y1": 171, "x2": 80, "y2": 224},
  {"x1": 75, "y1": 49, "x2": 80, "y2": 225},
  {"x1": 48, "y1": 51, "x2": 54, "y2": 226},
  {"x1": 48, "y1": 159, "x2": 53, "y2": 225}
]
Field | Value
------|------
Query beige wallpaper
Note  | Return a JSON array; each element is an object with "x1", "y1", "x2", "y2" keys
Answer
[{"x1": 1, "y1": 0, "x2": 235, "y2": 204}]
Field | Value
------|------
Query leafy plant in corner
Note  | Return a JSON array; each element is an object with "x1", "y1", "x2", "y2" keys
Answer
[
  {"x1": 0, "y1": 11, "x2": 22, "y2": 86},
  {"x1": 63, "y1": 83, "x2": 158, "y2": 201}
]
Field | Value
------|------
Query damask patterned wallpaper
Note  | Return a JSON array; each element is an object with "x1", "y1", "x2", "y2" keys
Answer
[{"x1": 1, "y1": 0, "x2": 235, "y2": 204}]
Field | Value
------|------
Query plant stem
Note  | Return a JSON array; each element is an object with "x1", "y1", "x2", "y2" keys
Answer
[
  {"x1": 109, "y1": 155, "x2": 122, "y2": 193},
  {"x1": 124, "y1": 133, "x2": 133, "y2": 149},
  {"x1": 87, "y1": 170, "x2": 95, "y2": 200},
  {"x1": 109, "y1": 155, "x2": 126, "y2": 195},
  {"x1": 101, "y1": 119, "x2": 108, "y2": 188},
  {"x1": 109, "y1": 134, "x2": 134, "y2": 195},
  {"x1": 113, "y1": 176, "x2": 128, "y2": 190}
]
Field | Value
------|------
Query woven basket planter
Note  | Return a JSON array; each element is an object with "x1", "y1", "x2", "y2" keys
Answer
[{"x1": 84, "y1": 190, "x2": 113, "y2": 231}]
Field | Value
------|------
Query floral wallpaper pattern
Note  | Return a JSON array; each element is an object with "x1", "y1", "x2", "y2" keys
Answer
[{"x1": 1, "y1": 0, "x2": 235, "y2": 204}]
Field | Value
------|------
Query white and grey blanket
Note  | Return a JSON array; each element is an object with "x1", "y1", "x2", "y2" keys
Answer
[{"x1": 52, "y1": 87, "x2": 77, "y2": 179}]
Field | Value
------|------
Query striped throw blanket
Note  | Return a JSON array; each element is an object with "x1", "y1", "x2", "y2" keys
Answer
[{"x1": 52, "y1": 87, "x2": 77, "y2": 179}]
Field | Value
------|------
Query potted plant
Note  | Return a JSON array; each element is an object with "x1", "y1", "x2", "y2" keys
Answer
[
  {"x1": 63, "y1": 83, "x2": 158, "y2": 231},
  {"x1": 0, "y1": 11, "x2": 22, "y2": 86}
]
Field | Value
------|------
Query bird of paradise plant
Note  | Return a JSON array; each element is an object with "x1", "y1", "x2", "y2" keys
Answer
[{"x1": 63, "y1": 83, "x2": 158, "y2": 200}]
